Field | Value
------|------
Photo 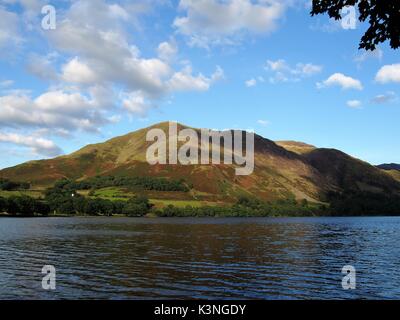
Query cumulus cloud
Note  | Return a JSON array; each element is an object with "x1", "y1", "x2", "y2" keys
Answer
[
  {"x1": 0, "y1": 132, "x2": 63, "y2": 157},
  {"x1": 61, "y1": 57, "x2": 99, "y2": 84},
  {"x1": 157, "y1": 40, "x2": 178, "y2": 62},
  {"x1": 346, "y1": 100, "x2": 362, "y2": 109},
  {"x1": 173, "y1": 0, "x2": 287, "y2": 48},
  {"x1": 375, "y1": 64, "x2": 400, "y2": 84},
  {"x1": 0, "y1": 0, "x2": 225, "y2": 154},
  {"x1": 122, "y1": 91, "x2": 153, "y2": 116},
  {"x1": 1, "y1": 0, "x2": 45, "y2": 20},
  {"x1": 49, "y1": 21, "x2": 172, "y2": 98},
  {"x1": 167, "y1": 65, "x2": 224, "y2": 91},
  {"x1": 245, "y1": 78, "x2": 257, "y2": 87},
  {"x1": 265, "y1": 59, "x2": 322, "y2": 83},
  {"x1": 45, "y1": 0, "x2": 223, "y2": 107},
  {"x1": 26, "y1": 53, "x2": 59, "y2": 81},
  {"x1": 317, "y1": 73, "x2": 363, "y2": 90},
  {"x1": 0, "y1": 88, "x2": 113, "y2": 132},
  {"x1": 3, "y1": 0, "x2": 226, "y2": 141}
]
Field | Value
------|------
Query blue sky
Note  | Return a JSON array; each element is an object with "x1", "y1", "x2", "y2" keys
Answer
[{"x1": 0, "y1": 0, "x2": 399, "y2": 169}]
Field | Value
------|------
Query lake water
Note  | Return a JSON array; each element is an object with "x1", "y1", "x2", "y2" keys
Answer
[{"x1": 0, "y1": 216, "x2": 399, "y2": 300}]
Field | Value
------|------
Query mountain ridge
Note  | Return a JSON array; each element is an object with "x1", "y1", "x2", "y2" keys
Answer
[
  {"x1": 377, "y1": 163, "x2": 400, "y2": 171},
  {"x1": 1, "y1": 122, "x2": 399, "y2": 204}
]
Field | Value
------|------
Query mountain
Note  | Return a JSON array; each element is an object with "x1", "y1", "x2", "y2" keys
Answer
[
  {"x1": 377, "y1": 163, "x2": 400, "y2": 171},
  {"x1": 305, "y1": 149, "x2": 400, "y2": 194},
  {"x1": 275, "y1": 141, "x2": 316, "y2": 155},
  {"x1": 1, "y1": 122, "x2": 400, "y2": 204},
  {"x1": 376, "y1": 163, "x2": 400, "y2": 183}
]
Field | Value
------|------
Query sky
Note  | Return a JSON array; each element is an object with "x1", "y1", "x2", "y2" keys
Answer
[{"x1": 0, "y1": 0, "x2": 399, "y2": 169}]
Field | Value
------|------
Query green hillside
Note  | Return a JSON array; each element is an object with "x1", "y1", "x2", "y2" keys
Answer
[{"x1": 1, "y1": 122, "x2": 400, "y2": 213}]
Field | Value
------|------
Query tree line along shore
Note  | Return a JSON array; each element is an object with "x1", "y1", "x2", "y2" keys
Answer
[{"x1": 1, "y1": 177, "x2": 400, "y2": 217}]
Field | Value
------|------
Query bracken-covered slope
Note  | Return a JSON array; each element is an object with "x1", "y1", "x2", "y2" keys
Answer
[
  {"x1": 304, "y1": 149, "x2": 400, "y2": 194},
  {"x1": 275, "y1": 141, "x2": 316, "y2": 155},
  {"x1": 1, "y1": 122, "x2": 399, "y2": 202},
  {"x1": 376, "y1": 163, "x2": 400, "y2": 183}
]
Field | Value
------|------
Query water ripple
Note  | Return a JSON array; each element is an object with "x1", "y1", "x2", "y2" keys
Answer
[{"x1": 1, "y1": 216, "x2": 400, "y2": 299}]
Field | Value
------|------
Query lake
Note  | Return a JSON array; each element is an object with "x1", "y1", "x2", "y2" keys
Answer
[{"x1": 0, "y1": 216, "x2": 399, "y2": 300}]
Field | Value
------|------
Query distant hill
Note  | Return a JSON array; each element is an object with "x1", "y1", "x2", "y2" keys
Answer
[
  {"x1": 376, "y1": 163, "x2": 400, "y2": 183},
  {"x1": 377, "y1": 163, "x2": 400, "y2": 171},
  {"x1": 305, "y1": 149, "x2": 400, "y2": 194},
  {"x1": 1, "y1": 122, "x2": 400, "y2": 204}
]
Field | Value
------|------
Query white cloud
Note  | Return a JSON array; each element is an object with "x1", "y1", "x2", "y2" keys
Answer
[
  {"x1": 210, "y1": 65, "x2": 225, "y2": 82},
  {"x1": 245, "y1": 78, "x2": 257, "y2": 87},
  {"x1": 157, "y1": 40, "x2": 178, "y2": 62},
  {"x1": 65, "y1": 0, "x2": 131, "y2": 31},
  {"x1": 0, "y1": 0, "x2": 226, "y2": 155},
  {"x1": 371, "y1": 91, "x2": 397, "y2": 104},
  {"x1": 61, "y1": 57, "x2": 99, "y2": 84},
  {"x1": 0, "y1": 88, "x2": 113, "y2": 132},
  {"x1": 346, "y1": 100, "x2": 362, "y2": 109},
  {"x1": 257, "y1": 119, "x2": 269, "y2": 126},
  {"x1": 26, "y1": 53, "x2": 59, "y2": 81},
  {"x1": 122, "y1": 91, "x2": 152, "y2": 116},
  {"x1": 43, "y1": 0, "x2": 222, "y2": 109},
  {"x1": 173, "y1": 0, "x2": 287, "y2": 48},
  {"x1": 266, "y1": 59, "x2": 287, "y2": 72},
  {"x1": 0, "y1": 132, "x2": 63, "y2": 157},
  {"x1": 375, "y1": 64, "x2": 400, "y2": 84},
  {"x1": 299, "y1": 63, "x2": 323, "y2": 75},
  {"x1": 167, "y1": 65, "x2": 224, "y2": 91},
  {"x1": 265, "y1": 59, "x2": 322, "y2": 83},
  {"x1": 49, "y1": 21, "x2": 172, "y2": 98},
  {"x1": 317, "y1": 73, "x2": 363, "y2": 90}
]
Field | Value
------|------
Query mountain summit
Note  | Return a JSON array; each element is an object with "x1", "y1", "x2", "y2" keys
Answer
[{"x1": 1, "y1": 122, "x2": 399, "y2": 203}]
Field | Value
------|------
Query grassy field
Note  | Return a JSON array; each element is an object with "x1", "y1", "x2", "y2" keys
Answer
[
  {"x1": 150, "y1": 199, "x2": 223, "y2": 208},
  {"x1": 86, "y1": 187, "x2": 130, "y2": 200},
  {"x1": 74, "y1": 187, "x2": 221, "y2": 209},
  {"x1": 0, "y1": 190, "x2": 43, "y2": 199},
  {"x1": 1, "y1": 186, "x2": 229, "y2": 210},
  {"x1": 78, "y1": 187, "x2": 225, "y2": 208}
]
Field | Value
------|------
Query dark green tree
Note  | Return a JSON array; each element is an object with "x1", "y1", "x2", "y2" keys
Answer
[
  {"x1": 73, "y1": 196, "x2": 87, "y2": 214},
  {"x1": 122, "y1": 196, "x2": 152, "y2": 217},
  {"x1": 34, "y1": 201, "x2": 51, "y2": 216},
  {"x1": 58, "y1": 200, "x2": 75, "y2": 215},
  {"x1": 311, "y1": 0, "x2": 400, "y2": 50},
  {"x1": 0, "y1": 196, "x2": 6, "y2": 212}
]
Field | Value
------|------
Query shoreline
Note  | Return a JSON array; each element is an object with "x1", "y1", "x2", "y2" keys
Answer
[{"x1": 1, "y1": 213, "x2": 399, "y2": 219}]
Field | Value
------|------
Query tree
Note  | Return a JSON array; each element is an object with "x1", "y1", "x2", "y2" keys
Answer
[
  {"x1": 84, "y1": 199, "x2": 101, "y2": 215},
  {"x1": 73, "y1": 196, "x2": 87, "y2": 215},
  {"x1": 113, "y1": 201, "x2": 125, "y2": 215},
  {"x1": 0, "y1": 178, "x2": 30, "y2": 191},
  {"x1": 123, "y1": 196, "x2": 152, "y2": 217},
  {"x1": 0, "y1": 196, "x2": 6, "y2": 212},
  {"x1": 122, "y1": 203, "x2": 148, "y2": 217},
  {"x1": 301, "y1": 199, "x2": 309, "y2": 207},
  {"x1": 6, "y1": 198, "x2": 19, "y2": 215},
  {"x1": 311, "y1": 0, "x2": 400, "y2": 50},
  {"x1": 34, "y1": 201, "x2": 51, "y2": 216},
  {"x1": 58, "y1": 200, "x2": 75, "y2": 215}
]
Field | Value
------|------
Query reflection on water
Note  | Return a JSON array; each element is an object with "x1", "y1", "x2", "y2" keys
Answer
[{"x1": 0, "y1": 217, "x2": 400, "y2": 299}]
